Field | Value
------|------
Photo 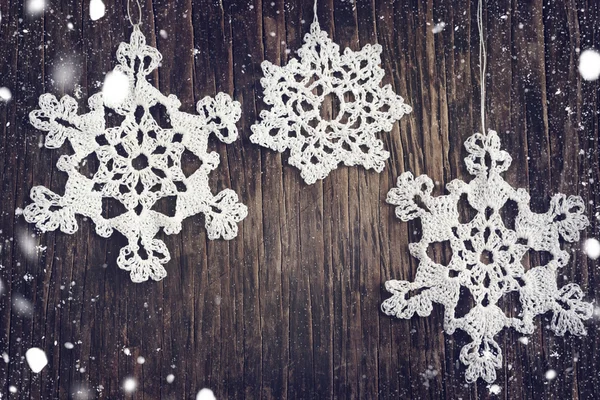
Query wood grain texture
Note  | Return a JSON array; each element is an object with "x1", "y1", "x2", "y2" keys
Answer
[{"x1": 1, "y1": 0, "x2": 599, "y2": 398}]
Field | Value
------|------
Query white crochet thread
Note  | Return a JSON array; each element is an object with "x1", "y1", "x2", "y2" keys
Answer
[
  {"x1": 24, "y1": 27, "x2": 248, "y2": 282},
  {"x1": 250, "y1": 20, "x2": 412, "y2": 184},
  {"x1": 382, "y1": 131, "x2": 592, "y2": 383}
]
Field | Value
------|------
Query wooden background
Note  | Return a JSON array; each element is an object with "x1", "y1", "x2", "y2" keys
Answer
[{"x1": 1, "y1": 0, "x2": 599, "y2": 398}]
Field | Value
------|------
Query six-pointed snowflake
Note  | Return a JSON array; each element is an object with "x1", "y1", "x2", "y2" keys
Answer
[
  {"x1": 382, "y1": 131, "x2": 592, "y2": 383},
  {"x1": 250, "y1": 21, "x2": 412, "y2": 184},
  {"x1": 24, "y1": 28, "x2": 248, "y2": 282}
]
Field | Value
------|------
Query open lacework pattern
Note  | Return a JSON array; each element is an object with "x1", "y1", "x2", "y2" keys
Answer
[
  {"x1": 24, "y1": 27, "x2": 248, "y2": 282},
  {"x1": 382, "y1": 131, "x2": 592, "y2": 383},
  {"x1": 250, "y1": 21, "x2": 412, "y2": 184}
]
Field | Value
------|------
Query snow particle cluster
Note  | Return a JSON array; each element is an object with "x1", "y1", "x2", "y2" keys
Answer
[{"x1": 578, "y1": 49, "x2": 600, "y2": 81}]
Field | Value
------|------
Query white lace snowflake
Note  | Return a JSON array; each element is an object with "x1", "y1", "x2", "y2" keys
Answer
[
  {"x1": 250, "y1": 21, "x2": 412, "y2": 184},
  {"x1": 382, "y1": 131, "x2": 592, "y2": 383},
  {"x1": 24, "y1": 27, "x2": 248, "y2": 283}
]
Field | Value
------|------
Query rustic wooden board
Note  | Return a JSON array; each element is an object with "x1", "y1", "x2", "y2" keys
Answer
[{"x1": 0, "y1": 0, "x2": 599, "y2": 398}]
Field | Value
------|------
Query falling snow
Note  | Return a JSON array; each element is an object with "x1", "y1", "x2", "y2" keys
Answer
[
  {"x1": 583, "y1": 238, "x2": 600, "y2": 260},
  {"x1": 0, "y1": 87, "x2": 11, "y2": 102},
  {"x1": 12, "y1": 294, "x2": 33, "y2": 317},
  {"x1": 123, "y1": 377, "x2": 137, "y2": 393},
  {"x1": 545, "y1": 369, "x2": 557, "y2": 380},
  {"x1": 518, "y1": 337, "x2": 529, "y2": 345},
  {"x1": 489, "y1": 384, "x2": 501, "y2": 394},
  {"x1": 578, "y1": 49, "x2": 600, "y2": 81},
  {"x1": 25, "y1": 348, "x2": 48, "y2": 373},
  {"x1": 102, "y1": 70, "x2": 129, "y2": 108},
  {"x1": 27, "y1": 0, "x2": 46, "y2": 14},
  {"x1": 432, "y1": 22, "x2": 447, "y2": 34},
  {"x1": 90, "y1": 0, "x2": 106, "y2": 21},
  {"x1": 196, "y1": 388, "x2": 216, "y2": 400}
]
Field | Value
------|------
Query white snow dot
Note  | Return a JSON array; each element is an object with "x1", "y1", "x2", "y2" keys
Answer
[
  {"x1": 0, "y1": 87, "x2": 12, "y2": 102},
  {"x1": 583, "y1": 238, "x2": 600, "y2": 260},
  {"x1": 64, "y1": 342, "x2": 74, "y2": 349},
  {"x1": 2, "y1": 352, "x2": 9, "y2": 363},
  {"x1": 136, "y1": 356, "x2": 145, "y2": 364},
  {"x1": 518, "y1": 336, "x2": 529, "y2": 345},
  {"x1": 123, "y1": 377, "x2": 137, "y2": 393},
  {"x1": 90, "y1": 0, "x2": 106, "y2": 21},
  {"x1": 196, "y1": 388, "x2": 216, "y2": 400},
  {"x1": 102, "y1": 70, "x2": 129, "y2": 108},
  {"x1": 12, "y1": 294, "x2": 33, "y2": 317},
  {"x1": 578, "y1": 49, "x2": 600, "y2": 81},
  {"x1": 27, "y1": 0, "x2": 46, "y2": 14},
  {"x1": 67, "y1": 22, "x2": 74, "y2": 30},
  {"x1": 270, "y1": 31, "x2": 276, "y2": 37},
  {"x1": 545, "y1": 369, "x2": 557, "y2": 380},
  {"x1": 489, "y1": 384, "x2": 501, "y2": 394},
  {"x1": 166, "y1": 374, "x2": 175, "y2": 383},
  {"x1": 9, "y1": 385, "x2": 17, "y2": 393},
  {"x1": 123, "y1": 347, "x2": 131, "y2": 356},
  {"x1": 25, "y1": 348, "x2": 48, "y2": 373},
  {"x1": 432, "y1": 22, "x2": 446, "y2": 34},
  {"x1": 159, "y1": 29, "x2": 168, "y2": 39}
]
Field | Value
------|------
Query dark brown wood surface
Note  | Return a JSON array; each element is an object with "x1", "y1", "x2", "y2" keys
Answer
[{"x1": 1, "y1": 0, "x2": 599, "y2": 398}]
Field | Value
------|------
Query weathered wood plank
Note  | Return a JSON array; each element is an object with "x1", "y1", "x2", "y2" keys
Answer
[{"x1": 0, "y1": 0, "x2": 599, "y2": 398}]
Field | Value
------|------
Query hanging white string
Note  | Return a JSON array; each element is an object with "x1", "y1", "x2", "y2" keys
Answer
[
  {"x1": 477, "y1": 0, "x2": 487, "y2": 133},
  {"x1": 313, "y1": 0, "x2": 318, "y2": 23},
  {"x1": 127, "y1": 0, "x2": 142, "y2": 27}
]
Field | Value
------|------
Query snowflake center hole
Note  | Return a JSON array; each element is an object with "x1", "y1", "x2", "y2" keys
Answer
[
  {"x1": 319, "y1": 92, "x2": 342, "y2": 122},
  {"x1": 480, "y1": 249, "x2": 494, "y2": 265},
  {"x1": 132, "y1": 154, "x2": 149, "y2": 170}
]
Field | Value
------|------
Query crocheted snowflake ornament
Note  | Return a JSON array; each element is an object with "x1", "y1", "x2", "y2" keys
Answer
[
  {"x1": 250, "y1": 21, "x2": 412, "y2": 184},
  {"x1": 24, "y1": 27, "x2": 248, "y2": 282},
  {"x1": 382, "y1": 131, "x2": 592, "y2": 383}
]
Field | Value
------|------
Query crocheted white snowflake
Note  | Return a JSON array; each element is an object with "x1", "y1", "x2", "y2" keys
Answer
[
  {"x1": 24, "y1": 27, "x2": 247, "y2": 282},
  {"x1": 250, "y1": 21, "x2": 412, "y2": 184},
  {"x1": 382, "y1": 131, "x2": 592, "y2": 383}
]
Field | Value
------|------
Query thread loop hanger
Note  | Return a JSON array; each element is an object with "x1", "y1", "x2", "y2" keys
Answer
[
  {"x1": 127, "y1": 0, "x2": 143, "y2": 29},
  {"x1": 477, "y1": 0, "x2": 487, "y2": 133}
]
